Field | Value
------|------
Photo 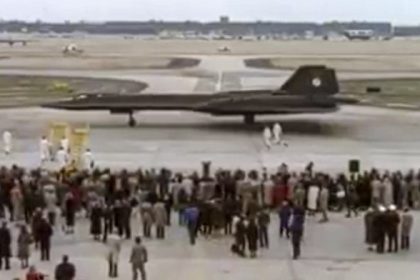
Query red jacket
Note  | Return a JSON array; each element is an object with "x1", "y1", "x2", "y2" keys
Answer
[{"x1": 26, "y1": 272, "x2": 43, "y2": 280}]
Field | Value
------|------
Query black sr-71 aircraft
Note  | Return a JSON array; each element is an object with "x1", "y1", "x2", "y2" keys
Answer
[{"x1": 43, "y1": 65, "x2": 357, "y2": 126}]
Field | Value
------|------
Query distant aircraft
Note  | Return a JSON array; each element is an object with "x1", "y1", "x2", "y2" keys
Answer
[
  {"x1": 218, "y1": 46, "x2": 231, "y2": 53},
  {"x1": 0, "y1": 38, "x2": 31, "y2": 46},
  {"x1": 343, "y1": 29, "x2": 374, "y2": 40},
  {"x1": 62, "y1": 44, "x2": 84, "y2": 56},
  {"x1": 43, "y1": 65, "x2": 358, "y2": 127}
]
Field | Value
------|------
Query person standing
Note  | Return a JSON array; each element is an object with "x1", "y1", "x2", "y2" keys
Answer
[
  {"x1": 257, "y1": 208, "x2": 270, "y2": 248},
  {"x1": 2, "y1": 130, "x2": 12, "y2": 155},
  {"x1": 364, "y1": 208, "x2": 376, "y2": 251},
  {"x1": 90, "y1": 201, "x2": 103, "y2": 241},
  {"x1": 54, "y1": 255, "x2": 76, "y2": 280},
  {"x1": 153, "y1": 200, "x2": 167, "y2": 239},
  {"x1": 272, "y1": 122, "x2": 287, "y2": 146},
  {"x1": 130, "y1": 236, "x2": 148, "y2": 280},
  {"x1": 383, "y1": 177, "x2": 394, "y2": 207},
  {"x1": 44, "y1": 184, "x2": 57, "y2": 226},
  {"x1": 290, "y1": 206, "x2": 305, "y2": 260},
  {"x1": 163, "y1": 194, "x2": 173, "y2": 226},
  {"x1": 232, "y1": 216, "x2": 246, "y2": 257},
  {"x1": 246, "y1": 218, "x2": 259, "y2": 258},
  {"x1": 60, "y1": 136, "x2": 69, "y2": 154},
  {"x1": 183, "y1": 204, "x2": 199, "y2": 245},
  {"x1": 56, "y1": 147, "x2": 69, "y2": 170},
  {"x1": 371, "y1": 176, "x2": 381, "y2": 206},
  {"x1": 121, "y1": 200, "x2": 132, "y2": 240},
  {"x1": 141, "y1": 202, "x2": 154, "y2": 238},
  {"x1": 63, "y1": 192, "x2": 76, "y2": 234},
  {"x1": 113, "y1": 200, "x2": 124, "y2": 237},
  {"x1": 278, "y1": 200, "x2": 291, "y2": 238},
  {"x1": 0, "y1": 221, "x2": 11, "y2": 270},
  {"x1": 82, "y1": 148, "x2": 95, "y2": 171},
  {"x1": 386, "y1": 205, "x2": 400, "y2": 253},
  {"x1": 40, "y1": 136, "x2": 51, "y2": 163},
  {"x1": 373, "y1": 205, "x2": 387, "y2": 254},
  {"x1": 401, "y1": 208, "x2": 413, "y2": 250},
  {"x1": 37, "y1": 218, "x2": 53, "y2": 261},
  {"x1": 11, "y1": 183, "x2": 24, "y2": 221},
  {"x1": 263, "y1": 126, "x2": 272, "y2": 150},
  {"x1": 307, "y1": 184, "x2": 319, "y2": 216},
  {"x1": 17, "y1": 225, "x2": 32, "y2": 269},
  {"x1": 102, "y1": 203, "x2": 114, "y2": 243},
  {"x1": 293, "y1": 186, "x2": 305, "y2": 208},
  {"x1": 318, "y1": 186, "x2": 329, "y2": 223},
  {"x1": 106, "y1": 234, "x2": 122, "y2": 278}
]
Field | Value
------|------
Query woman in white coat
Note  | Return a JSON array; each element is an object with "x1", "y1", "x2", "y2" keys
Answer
[
  {"x1": 307, "y1": 184, "x2": 320, "y2": 216},
  {"x1": 107, "y1": 234, "x2": 122, "y2": 278},
  {"x1": 2, "y1": 130, "x2": 12, "y2": 155}
]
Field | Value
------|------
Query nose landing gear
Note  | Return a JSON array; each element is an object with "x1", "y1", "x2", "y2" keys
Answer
[
  {"x1": 128, "y1": 112, "x2": 136, "y2": 127},
  {"x1": 244, "y1": 114, "x2": 255, "y2": 125}
]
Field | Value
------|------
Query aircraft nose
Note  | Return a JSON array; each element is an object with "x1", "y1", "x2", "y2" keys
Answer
[{"x1": 41, "y1": 100, "x2": 72, "y2": 109}]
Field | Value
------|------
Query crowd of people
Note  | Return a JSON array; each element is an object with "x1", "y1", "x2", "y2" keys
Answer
[{"x1": 0, "y1": 159, "x2": 417, "y2": 279}]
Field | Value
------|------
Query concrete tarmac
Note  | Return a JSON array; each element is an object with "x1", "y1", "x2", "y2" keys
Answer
[
  {"x1": 2, "y1": 212, "x2": 420, "y2": 280},
  {"x1": 1, "y1": 104, "x2": 420, "y2": 172}
]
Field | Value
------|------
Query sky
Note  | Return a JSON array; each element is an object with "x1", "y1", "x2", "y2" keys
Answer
[{"x1": 1, "y1": 0, "x2": 419, "y2": 25}]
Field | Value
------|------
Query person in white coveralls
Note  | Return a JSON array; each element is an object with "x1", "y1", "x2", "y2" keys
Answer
[
  {"x1": 2, "y1": 130, "x2": 12, "y2": 155},
  {"x1": 272, "y1": 122, "x2": 288, "y2": 146},
  {"x1": 60, "y1": 136, "x2": 69, "y2": 153},
  {"x1": 263, "y1": 126, "x2": 272, "y2": 150},
  {"x1": 40, "y1": 136, "x2": 51, "y2": 162},
  {"x1": 82, "y1": 148, "x2": 95, "y2": 171},
  {"x1": 56, "y1": 146, "x2": 69, "y2": 170}
]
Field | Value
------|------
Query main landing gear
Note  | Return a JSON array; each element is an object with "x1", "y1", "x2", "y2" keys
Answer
[
  {"x1": 128, "y1": 112, "x2": 136, "y2": 127},
  {"x1": 243, "y1": 114, "x2": 255, "y2": 125}
]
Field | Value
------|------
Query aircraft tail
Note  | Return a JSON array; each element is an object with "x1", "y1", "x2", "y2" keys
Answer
[{"x1": 279, "y1": 65, "x2": 339, "y2": 95}]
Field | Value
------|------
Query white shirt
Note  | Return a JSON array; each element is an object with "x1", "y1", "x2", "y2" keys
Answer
[
  {"x1": 56, "y1": 149, "x2": 68, "y2": 168},
  {"x1": 60, "y1": 138, "x2": 69, "y2": 151},
  {"x1": 3, "y1": 131, "x2": 12, "y2": 152},
  {"x1": 82, "y1": 151, "x2": 94, "y2": 170},
  {"x1": 263, "y1": 128, "x2": 272, "y2": 140},
  {"x1": 40, "y1": 138, "x2": 50, "y2": 159},
  {"x1": 3, "y1": 131, "x2": 11, "y2": 144},
  {"x1": 273, "y1": 123, "x2": 282, "y2": 136}
]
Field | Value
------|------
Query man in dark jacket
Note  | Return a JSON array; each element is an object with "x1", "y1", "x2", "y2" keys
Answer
[
  {"x1": 113, "y1": 200, "x2": 124, "y2": 237},
  {"x1": 246, "y1": 218, "x2": 259, "y2": 258},
  {"x1": 0, "y1": 221, "x2": 11, "y2": 270},
  {"x1": 290, "y1": 206, "x2": 305, "y2": 260},
  {"x1": 373, "y1": 205, "x2": 387, "y2": 254},
  {"x1": 37, "y1": 218, "x2": 53, "y2": 261},
  {"x1": 90, "y1": 202, "x2": 103, "y2": 241},
  {"x1": 386, "y1": 205, "x2": 400, "y2": 253},
  {"x1": 102, "y1": 203, "x2": 114, "y2": 243},
  {"x1": 55, "y1": 255, "x2": 76, "y2": 280},
  {"x1": 121, "y1": 200, "x2": 132, "y2": 240},
  {"x1": 364, "y1": 208, "x2": 376, "y2": 251},
  {"x1": 278, "y1": 200, "x2": 292, "y2": 238}
]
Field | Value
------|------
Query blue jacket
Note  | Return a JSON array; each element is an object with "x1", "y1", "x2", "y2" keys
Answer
[
  {"x1": 278, "y1": 205, "x2": 292, "y2": 224},
  {"x1": 183, "y1": 206, "x2": 199, "y2": 224},
  {"x1": 290, "y1": 207, "x2": 305, "y2": 232}
]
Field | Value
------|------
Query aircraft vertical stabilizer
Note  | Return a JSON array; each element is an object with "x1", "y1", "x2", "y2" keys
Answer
[{"x1": 279, "y1": 65, "x2": 339, "y2": 95}]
